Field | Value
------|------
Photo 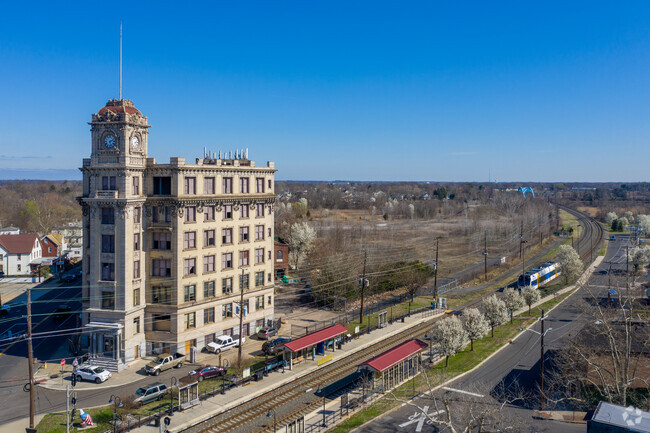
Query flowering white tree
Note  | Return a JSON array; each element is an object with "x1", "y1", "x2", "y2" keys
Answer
[
  {"x1": 502, "y1": 288, "x2": 525, "y2": 324},
  {"x1": 556, "y1": 245, "x2": 583, "y2": 283},
  {"x1": 462, "y1": 308, "x2": 489, "y2": 351},
  {"x1": 605, "y1": 212, "x2": 618, "y2": 226},
  {"x1": 483, "y1": 295, "x2": 508, "y2": 337},
  {"x1": 288, "y1": 222, "x2": 316, "y2": 270},
  {"x1": 521, "y1": 287, "x2": 541, "y2": 315},
  {"x1": 627, "y1": 246, "x2": 650, "y2": 272},
  {"x1": 431, "y1": 316, "x2": 466, "y2": 367},
  {"x1": 637, "y1": 214, "x2": 650, "y2": 235}
]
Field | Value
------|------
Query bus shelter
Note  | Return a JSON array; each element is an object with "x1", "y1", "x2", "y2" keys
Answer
[
  {"x1": 357, "y1": 339, "x2": 428, "y2": 393},
  {"x1": 282, "y1": 324, "x2": 348, "y2": 370}
]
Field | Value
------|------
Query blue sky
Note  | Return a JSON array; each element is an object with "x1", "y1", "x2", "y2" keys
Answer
[{"x1": 1, "y1": 1, "x2": 649, "y2": 182}]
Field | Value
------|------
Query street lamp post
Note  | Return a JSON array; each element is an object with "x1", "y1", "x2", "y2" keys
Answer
[
  {"x1": 519, "y1": 309, "x2": 552, "y2": 411},
  {"x1": 108, "y1": 395, "x2": 123, "y2": 433},
  {"x1": 317, "y1": 384, "x2": 327, "y2": 427},
  {"x1": 266, "y1": 409, "x2": 277, "y2": 433},
  {"x1": 169, "y1": 376, "x2": 178, "y2": 416}
]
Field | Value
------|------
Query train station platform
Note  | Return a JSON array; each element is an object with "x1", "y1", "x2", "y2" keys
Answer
[{"x1": 281, "y1": 324, "x2": 348, "y2": 370}]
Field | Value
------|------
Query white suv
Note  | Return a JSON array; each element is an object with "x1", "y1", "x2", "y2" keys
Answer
[{"x1": 76, "y1": 366, "x2": 112, "y2": 384}]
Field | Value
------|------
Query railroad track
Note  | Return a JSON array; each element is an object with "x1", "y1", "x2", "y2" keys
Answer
[{"x1": 187, "y1": 205, "x2": 603, "y2": 433}]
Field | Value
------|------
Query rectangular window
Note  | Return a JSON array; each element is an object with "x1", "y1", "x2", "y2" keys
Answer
[
  {"x1": 134, "y1": 207, "x2": 141, "y2": 224},
  {"x1": 204, "y1": 308, "x2": 215, "y2": 324},
  {"x1": 152, "y1": 286, "x2": 172, "y2": 304},
  {"x1": 133, "y1": 287, "x2": 140, "y2": 306},
  {"x1": 256, "y1": 177, "x2": 265, "y2": 193},
  {"x1": 152, "y1": 177, "x2": 171, "y2": 195},
  {"x1": 204, "y1": 255, "x2": 215, "y2": 273},
  {"x1": 240, "y1": 204, "x2": 249, "y2": 218},
  {"x1": 102, "y1": 176, "x2": 117, "y2": 191},
  {"x1": 256, "y1": 203, "x2": 264, "y2": 217},
  {"x1": 184, "y1": 312, "x2": 196, "y2": 329},
  {"x1": 255, "y1": 271, "x2": 264, "y2": 287},
  {"x1": 185, "y1": 206, "x2": 196, "y2": 222},
  {"x1": 133, "y1": 260, "x2": 140, "y2": 279},
  {"x1": 133, "y1": 317, "x2": 140, "y2": 334},
  {"x1": 203, "y1": 280, "x2": 215, "y2": 298},
  {"x1": 268, "y1": 272, "x2": 272, "y2": 282},
  {"x1": 183, "y1": 231, "x2": 196, "y2": 249},
  {"x1": 101, "y1": 234, "x2": 115, "y2": 253},
  {"x1": 239, "y1": 273, "x2": 249, "y2": 290},
  {"x1": 268, "y1": 227, "x2": 271, "y2": 237},
  {"x1": 239, "y1": 250, "x2": 249, "y2": 266},
  {"x1": 204, "y1": 229, "x2": 215, "y2": 246},
  {"x1": 101, "y1": 207, "x2": 114, "y2": 225},
  {"x1": 134, "y1": 233, "x2": 140, "y2": 251},
  {"x1": 277, "y1": 250, "x2": 283, "y2": 261},
  {"x1": 152, "y1": 206, "x2": 172, "y2": 223},
  {"x1": 255, "y1": 295, "x2": 265, "y2": 310},
  {"x1": 223, "y1": 205, "x2": 233, "y2": 220},
  {"x1": 152, "y1": 314, "x2": 171, "y2": 331},
  {"x1": 255, "y1": 248, "x2": 265, "y2": 264},
  {"x1": 268, "y1": 250, "x2": 272, "y2": 260},
  {"x1": 223, "y1": 177, "x2": 233, "y2": 194},
  {"x1": 204, "y1": 206, "x2": 215, "y2": 221},
  {"x1": 132, "y1": 176, "x2": 140, "y2": 195},
  {"x1": 204, "y1": 177, "x2": 215, "y2": 194},
  {"x1": 240, "y1": 177, "x2": 249, "y2": 193},
  {"x1": 152, "y1": 232, "x2": 172, "y2": 250},
  {"x1": 222, "y1": 303, "x2": 233, "y2": 318},
  {"x1": 101, "y1": 291, "x2": 115, "y2": 309},
  {"x1": 184, "y1": 284, "x2": 196, "y2": 302},
  {"x1": 101, "y1": 263, "x2": 115, "y2": 281},
  {"x1": 222, "y1": 278, "x2": 233, "y2": 294},
  {"x1": 184, "y1": 258, "x2": 196, "y2": 276},
  {"x1": 184, "y1": 177, "x2": 196, "y2": 195},
  {"x1": 152, "y1": 259, "x2": 171, "y2": 277},
  {"x1": 239, "y1": 226, "x2": 249, "y2": 242},
  {"x1": 268, "y1": 179, "x2": 272, "y2": 189},
  {"x1": 255, "y1": 225, "x2": 264, "y2": 241},
  {"x1": 222, "y1": 228, "x2": 233, "y2": 244},
  {"x1": 222, "y1": 253, "x2": 233, "y2": 269}
]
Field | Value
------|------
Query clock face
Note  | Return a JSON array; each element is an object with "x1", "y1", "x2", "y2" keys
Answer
[
  {"x1": 131, "y1": 136, "x2": 139, "y2": 148},
  {"x1": 104, "y1": 135, "x2": 116, "y2": 149}
]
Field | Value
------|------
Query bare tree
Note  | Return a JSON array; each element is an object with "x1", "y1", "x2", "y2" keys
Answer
[
  {"x1": 502, "y1": 288, "x2": 525, "y2": 324},
  {"x1": 556, "y1": 245, "x2": 583, "y2": 284},
  {"x1": 462, "y1": 308, "x2": 489, "y2": 351},
  {"x1": 521, "y1": 287, "x2": 541, "y2": 315},
  {"x1": 431, "y1": 316, "x2": 466, "y2": 367},
  {"x1": 483, "y1": 295, "x2": 508, "y2": 337}
]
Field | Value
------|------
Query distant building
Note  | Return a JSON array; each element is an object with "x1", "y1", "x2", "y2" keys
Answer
[
  {"x1": 40, "y1": 233, "x2": 66, "y2": 257},
  {"x1": 0, "y1": 234, "x2": 42, "y2": 275},
  {"x1": 53, "y1": 221, "x2": 82, "y2": 248},
  {"x1": 0, "y1": 227, "x2": 20, "y2": 235},
  {"x1": 588, "y1": 401, "x2": 650, "y2": 432},
  {"x1": 274, "y1": 237, "x2": 289, "y2": 279}
]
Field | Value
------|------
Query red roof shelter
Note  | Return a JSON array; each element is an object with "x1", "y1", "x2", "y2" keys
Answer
[
  {"x1": 284, "y1": 324, "x2": 348, "y2": 353},
  {"x1": 358, "y1": 339, "x2": 428, "y2": 392}
]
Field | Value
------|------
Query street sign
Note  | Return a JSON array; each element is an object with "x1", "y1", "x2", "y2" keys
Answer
[{"x1": 60, "y1": 359, "x2": 66, "y2": 367}]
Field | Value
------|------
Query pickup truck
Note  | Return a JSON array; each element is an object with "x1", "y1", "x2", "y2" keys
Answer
[
  {"x1": 206, "y1": 335, "x2": 245, "y2": 354},
  {"x1": 145, "y1": 353, "x2": 185, "y2": 376}
]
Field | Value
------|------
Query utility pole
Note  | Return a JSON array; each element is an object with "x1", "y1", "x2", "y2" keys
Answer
[
  {"x1": 433, "y1": 239, "x2": 439, "y2": 301},
  {"x1": 237, "y1": 268, "x2": 245, "y2": 369},
  {"x1": 519, "y1": 221, "x2": 523, "y2": 259},
  {"x1": 522, "y1": 240, "x2": 528, "y2": 276},
  {"x1": 359, "y1": 251, "x2": 367, "y2": 324},
  {"x1": 539, "y1": 310, "x2": 544, "y2": 410},
  {"x1": 483, "y1": 231, "x2": 488, "y2": 282},
  {"x1": 66, "y1": 385, "x2": 70, "y2": 433},
  {"x1": 27, "y1": 286, "x2": 35, "y2": 431}
]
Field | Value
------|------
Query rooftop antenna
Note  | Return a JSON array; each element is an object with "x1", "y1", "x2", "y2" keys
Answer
[{"x1": 119, "y1": 22, "x2": 123, "y2": 100}]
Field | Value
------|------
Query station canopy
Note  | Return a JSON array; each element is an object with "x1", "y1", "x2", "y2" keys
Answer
[
  {"x1": 358, "y1": 339, "x2": 428, "y2": 373},
  {"x1": 283, "y1": 324, "x2": 348, "y2": 353}
]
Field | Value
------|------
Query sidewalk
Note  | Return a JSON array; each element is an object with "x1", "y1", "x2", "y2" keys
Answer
[{"x1": 129, "y1": 308, "x2": 446, "y2": 433}]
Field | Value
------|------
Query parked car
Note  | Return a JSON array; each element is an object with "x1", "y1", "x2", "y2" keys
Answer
[
  {"x1": 75, "y1": 366, "x2": 111, "y2": 384},
  {"x1": 609, "y1": 235, "x2": 616, "y2": 241},
  {"x1": 188, "y1": 365, "x2": 227, "y2": 381},
  {"x1": 134, "y1": 383, "x2": 168, "y2": 407},
  {"x1": 0, "y1": 271, "x2": 5, "y2": 278},
  {"x1": 63, "y1": 274, "x2": 76, "y2": 283},
  {"x1": 144, "y1": 353, "x2": 185, "y2": 376},
  {"x1": 262, "y1": 337, "x2": 290, "y2": 355},
  {"x1": 53, "y1": 305, "x2": 72, "y2": 321},
  {"x1": 0, "y1": 305, "x2": 10, "y2": 318},
  {"x1": 206, "y1": 335, "x2": 245, "y2": 354},
  {"x1": 257, "y1": 327, "x2": 278, "y2": 340}
]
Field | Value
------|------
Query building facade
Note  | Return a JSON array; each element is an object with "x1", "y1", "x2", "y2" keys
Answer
[
  {"x1": 79, "y1": 99, "x2": 276, "y2": 371},
  {"x1": 0, "y1": 234, "x2": 42, "y2": 275}
]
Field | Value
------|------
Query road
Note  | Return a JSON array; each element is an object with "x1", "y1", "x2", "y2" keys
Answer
[{"x1": 356, "y1": 235, "x2": 631, "y2": 432}]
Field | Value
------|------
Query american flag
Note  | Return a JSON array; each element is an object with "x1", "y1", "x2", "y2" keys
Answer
[{"x1": 81, "y1": 412, "x2": 94, "y2": 426}]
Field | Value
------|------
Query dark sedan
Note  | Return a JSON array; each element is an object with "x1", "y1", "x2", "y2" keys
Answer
[
  {"x1": 188, "y1": 365, "x2": 227, "y2": 381},
  {"x1": 262, "y1": 337, "x2": 290, "y2": 355}
]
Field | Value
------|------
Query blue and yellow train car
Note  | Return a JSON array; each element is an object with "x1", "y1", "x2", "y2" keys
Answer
[{"x1": 517, "y1": 262, "x2": 561, "y2": 289}]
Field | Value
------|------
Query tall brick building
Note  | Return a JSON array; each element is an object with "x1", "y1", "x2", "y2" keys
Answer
[{"x1": 79, "y1": 99, "x2": 276, "y2": 371}]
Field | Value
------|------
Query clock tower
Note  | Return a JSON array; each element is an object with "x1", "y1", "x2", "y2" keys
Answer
[{"x1": 90, "y1": 98, "x2": 149, "y2": 161}]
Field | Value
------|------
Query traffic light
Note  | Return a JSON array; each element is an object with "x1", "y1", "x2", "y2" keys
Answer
[
  {"x1": 71, "y1": 397, "x2": 77, "y2": 406},
  {"x1": 71, "y1": 374, "x2": 76, "y2": 387}
]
